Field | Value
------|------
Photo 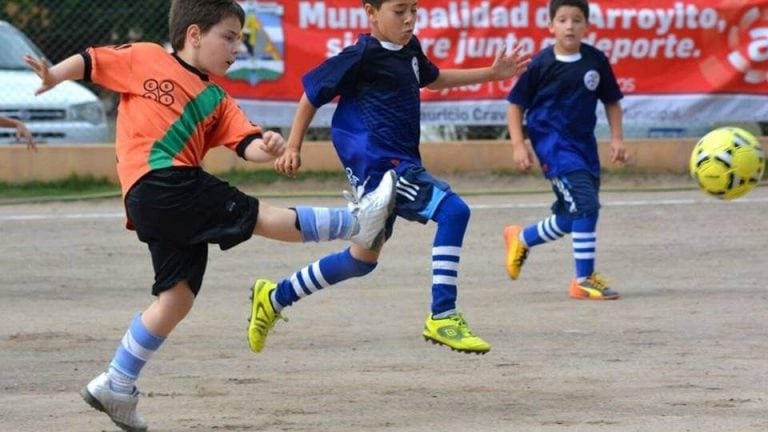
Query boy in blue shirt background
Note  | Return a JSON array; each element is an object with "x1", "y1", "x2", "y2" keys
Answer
[
  {"x1": 247, "y1": 0, "x2": 531, "y2": 355},
  {"x1": 504, "y1": 0, "x2": 628, "y2": 300}
]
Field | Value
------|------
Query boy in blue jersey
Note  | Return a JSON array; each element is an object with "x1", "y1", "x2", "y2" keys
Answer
[
  {"x1": 246, "y1": 0, "x2": 531, "y2": 354},
  {"x1": 504, "y1": 0, "x2": 628, "y2": 300}
]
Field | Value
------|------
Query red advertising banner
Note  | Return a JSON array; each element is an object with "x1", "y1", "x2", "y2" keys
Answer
[{"x1": 223, "y1": 1, "x2": 768, "y2": 131}]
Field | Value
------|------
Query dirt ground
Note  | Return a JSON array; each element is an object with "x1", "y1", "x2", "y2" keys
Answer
[{"x1": 1, "y1": 176, "x2": 766, "y2": 432}]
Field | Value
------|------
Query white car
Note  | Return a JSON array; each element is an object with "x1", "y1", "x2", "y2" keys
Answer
[{"x1": 0, "y1": 20, "x2": 108, "y2": 144}]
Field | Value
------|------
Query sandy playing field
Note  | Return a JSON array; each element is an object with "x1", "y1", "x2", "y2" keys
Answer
[{"x1": 1, "y1": 179, "x2": 766, "y2": 432}]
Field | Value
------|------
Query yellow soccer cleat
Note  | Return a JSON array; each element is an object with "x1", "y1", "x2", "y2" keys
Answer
[
  {"x1": 503, "y1": 225, "x2": 528, "y2": 280},
  {"x1": 569, "y1": 273, "x2": 620, "y2": 300},
  {"x1": 422, "y1": 313, "x2": 490, "y2": 354},
  {"x1": 247, "y1": 279, "x2": 282, "y2": 352}
]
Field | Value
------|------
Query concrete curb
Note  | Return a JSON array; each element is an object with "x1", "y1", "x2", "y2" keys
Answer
[{"x1": 2, "y1": 138, "x2": 765, "y2": 183}]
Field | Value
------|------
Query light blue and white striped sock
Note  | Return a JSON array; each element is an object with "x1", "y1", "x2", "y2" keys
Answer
[
  {"x1": 107, "y1": 314, "x2": 165, "y2": 394},
  {"x1": 295, "y1": 207, "x2": 357, "y2": 242}
]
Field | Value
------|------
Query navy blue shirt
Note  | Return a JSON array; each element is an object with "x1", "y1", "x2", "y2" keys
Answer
[
  {"x1": 507, "y1": 43, "x2": 623, "y2": 178},
  {"x1": 302, "y1": 34, "x2": 440, "y2": 190}
]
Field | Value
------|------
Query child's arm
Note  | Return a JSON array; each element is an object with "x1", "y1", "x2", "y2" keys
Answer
[
  {"x1": 274, "y1": 93, "x2": 318, "y2": 177},
  {"x1": 604, "y1": 101, "x2": 627, "y2": 163},
  {"x1": 0, "y1": 116, "x2": 36, "y2": 150},
  {"x1": 23, "y1": 54, "x2": 85, "y2": 95},
  {"x1": 507, "y1": 104, "x2": 533, "y2": 172},
  {"x1": 427, "y1": 45, "x2": 531, "y2": 90}
]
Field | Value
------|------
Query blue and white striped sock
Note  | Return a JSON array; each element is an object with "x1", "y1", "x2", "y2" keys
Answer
[
  {"x1": 107, "y1": 314, "x2": 165, "y2": 394},
  {"x1": 272, "y1": 248, "x2": 376, "y2": 311},
  {"x1": 572, "y1": 214, "x2": 598, "y2": 281},
  {"x1": 431, "y1": 245, "x2": 460, "y2": 319},
  {"x1": 430, "y1": 194, "x2": 469, "y2": 317},
  {"x1": 522, "y1": 214, "x2": 571, "y2": 247}
]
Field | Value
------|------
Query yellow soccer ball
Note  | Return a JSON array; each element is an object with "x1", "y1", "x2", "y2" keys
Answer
[{"x1": 689, "y1": 127, "x2": 765, "y2": 200}]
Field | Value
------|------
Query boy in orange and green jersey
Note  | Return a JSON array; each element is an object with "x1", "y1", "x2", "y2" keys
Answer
[{"x1": 24, "y1": 1, "x2": 395, "y2": 430}]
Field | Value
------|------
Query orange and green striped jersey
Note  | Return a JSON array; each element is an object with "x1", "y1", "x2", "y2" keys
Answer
[{"x1": 82, "y1": 43, "x2": 262, "y2": 197}]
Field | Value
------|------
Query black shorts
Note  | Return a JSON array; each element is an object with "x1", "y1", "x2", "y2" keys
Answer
[{"x1": 125, "y1": 167, "x2": 260, "y2": 296}]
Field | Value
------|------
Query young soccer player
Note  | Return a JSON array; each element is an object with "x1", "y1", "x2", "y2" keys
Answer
[
  {"x1": 24, "y1": 1, "x2": 395, "y2": 430},
  {"x1": 0, "y1": 115, "x2": 36, "y2": 150},
  {"x1": 503, "y1": 0, "x2": 628, "y2": 300},
  {"x1": 245, "y1": 0, "x2": 531, "y2": 356}
]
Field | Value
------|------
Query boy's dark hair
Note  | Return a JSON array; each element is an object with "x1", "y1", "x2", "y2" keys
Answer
[
  {"x1": 169, "y1": 0, "x2": 245, "y2": 51},
  {"x1": 549, "y1": 0, "x2": 589, "y2": 22},
  {"x1": 362, "y1": 0, "x2": 385, "y2": 8}
]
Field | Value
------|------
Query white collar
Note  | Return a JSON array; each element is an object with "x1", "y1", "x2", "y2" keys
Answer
[
  {"x1": 555, "y1": 52, "x2": 582, "y2": 63},
  {"x1": 377, "y1": 39, "x2": 404, "y2": 51}
]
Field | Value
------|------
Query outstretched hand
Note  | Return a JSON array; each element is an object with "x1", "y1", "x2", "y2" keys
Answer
[
  {"x1": 489, "y1": 44, "x2": 532, "y2": 81},
  {"x1": 23, "y1": 54, "x2": 57, "y2": 95}
]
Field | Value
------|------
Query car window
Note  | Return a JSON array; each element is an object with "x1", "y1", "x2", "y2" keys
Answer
[{"x1": 0, "y1": 25, "x2": 44, "y2": 70}]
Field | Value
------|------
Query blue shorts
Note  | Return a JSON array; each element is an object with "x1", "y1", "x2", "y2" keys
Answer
[
  {"x1": 384, "y1": 166, "x2": 452, "y2": 238},
  {"x1": 549, "y1": 170, "x2": 601, "y2": 218}
]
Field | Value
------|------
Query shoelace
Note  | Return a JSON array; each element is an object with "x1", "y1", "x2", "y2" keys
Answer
[
  {"x1": 516, "y1": 248, "x2": 529, "y2": 266},
  {"x1": 448, "y1": 313, "x2": 475, "y2": 336},
  {"x1": 588, "y1": 273, "x2": 612, "y2": 291},
  {"x1": 342, "y1": 177, "x2": 370, "y2": 211},
  {"x1": 247, "y1": 307, "x2": 288, "y2": 327}
]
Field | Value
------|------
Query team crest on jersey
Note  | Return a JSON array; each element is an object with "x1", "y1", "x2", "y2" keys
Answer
[
  {"x1": 227, "y1": 1, "x2": 285, "y2": 86},
  {"x1": 584, "y1": 70, "x2": 600, "y2": 91},
  {"x1": 412, "y1": 57, "x2": 420, "y2": 82},
  {"x1": 143, "y1": 79, "x2": 175, "y2": 106}
]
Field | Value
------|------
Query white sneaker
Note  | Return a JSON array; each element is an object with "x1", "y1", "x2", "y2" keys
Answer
[
  {"x1": 81, "y1": 373, "x2": 148, "y2": 432},
  {"x1": 345, "y1": 169, "x2": 397, "y2": 250}
]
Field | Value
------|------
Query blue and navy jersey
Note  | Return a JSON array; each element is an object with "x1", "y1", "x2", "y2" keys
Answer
[
  {"x1": 507, "y1": 43, "x2": 623, "y2": 178},
  {"x1": 302, "y1": 34, "x2": 440, "y2": 191}
]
